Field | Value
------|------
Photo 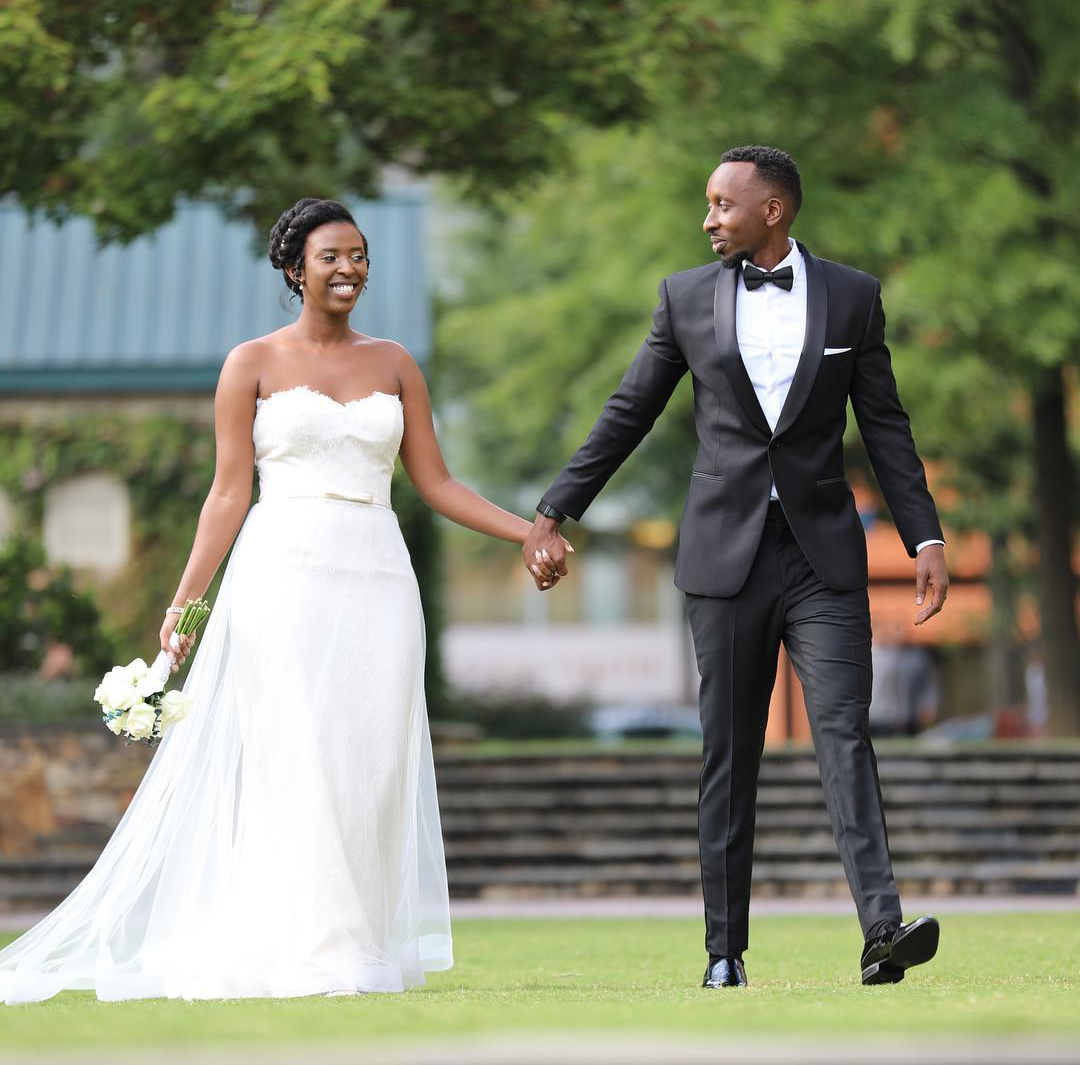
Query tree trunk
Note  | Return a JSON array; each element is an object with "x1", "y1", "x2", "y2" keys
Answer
[
  {"x1": 1032, "y1": 364, "x2": 1080, "y2": 735},
  {"x1": 986, "y1": 530, "x2": 1023, "y2": 713}
]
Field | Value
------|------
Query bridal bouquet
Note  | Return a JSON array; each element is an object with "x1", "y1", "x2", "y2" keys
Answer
[{"x1": 93, "y1": 598, "x2": 211, "y2": 745}]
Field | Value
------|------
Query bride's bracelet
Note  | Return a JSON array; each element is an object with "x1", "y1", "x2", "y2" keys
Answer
[{"x1": 165, "y1": 607, "x2": 184, "y2": 615}]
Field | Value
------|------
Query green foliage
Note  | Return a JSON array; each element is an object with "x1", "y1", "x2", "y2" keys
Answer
[
  {"x1": 0, "y1": 535, "x2": 116, "y2": 676},
  {"x1": 1, "y1": 0, "x2": 653, "y2": 241},
  {"x1": 437, "y1": 127, "x2": 702, "y2": 516},
  {"x1": 438, "y1": 0, "x2": 1079, "y2": 539},
  {"x1": 0, "y1": 415, "x2": 445, "y2": 711},
  {"x1": 0, "y1": 675, "x2": 99, "y2": 723},
  {"x1": 0, "y1": 413, "x2": 224, "y2": 662}
]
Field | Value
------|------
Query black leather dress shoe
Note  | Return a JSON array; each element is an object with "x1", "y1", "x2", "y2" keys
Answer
[
  {"x1": 702, "y1": 956, "x2": 748, "y2": 988},
  {"x1": 861, "y1": 916, "x2": 940, "y2": 985}
]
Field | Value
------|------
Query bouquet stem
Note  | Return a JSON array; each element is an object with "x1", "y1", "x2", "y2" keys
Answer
[{"x1": 150, "y1": 598, "x2": 212, "y2": 688}]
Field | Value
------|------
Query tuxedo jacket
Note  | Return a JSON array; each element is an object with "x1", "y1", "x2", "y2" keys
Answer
[{"x1": 541, "y1": 242, "x2": 943, "y2": 598}]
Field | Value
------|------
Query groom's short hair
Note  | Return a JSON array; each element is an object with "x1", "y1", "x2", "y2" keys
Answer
[{"x1": 719, "y1": 145, "x2": 802, "y2": 215}]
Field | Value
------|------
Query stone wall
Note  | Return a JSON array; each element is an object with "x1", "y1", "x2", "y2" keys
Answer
[{"x1": 0, "y1": 724, "x2": 151, "y2": 860}]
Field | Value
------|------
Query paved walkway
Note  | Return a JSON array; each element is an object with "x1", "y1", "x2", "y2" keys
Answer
[
  {"x1": 2, "y1": 894, "x2": 1078, "y2": 933},
  {"x1": 2, "y1": 1035, "x2": 1079, "y2": 1065}
]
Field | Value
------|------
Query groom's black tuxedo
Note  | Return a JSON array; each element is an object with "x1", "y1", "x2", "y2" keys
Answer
[
  {"x1": 541, "y1": 242, "x2": 942, "y2": 596},
  {"x1": 540, "y1": 241, "x2": 942, "y2": 958}
]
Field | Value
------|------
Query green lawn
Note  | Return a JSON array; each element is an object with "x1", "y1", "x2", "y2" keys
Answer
[{"x1": 1, "y1": 914, "x2": 1077, "y2": 1050}]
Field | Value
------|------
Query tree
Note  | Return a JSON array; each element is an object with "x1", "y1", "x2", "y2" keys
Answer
[
  {"x1": 438, "y1": 128, "x2": 702, "y2": 513},
  {"x1": 438, "y1": 0, "x2": 1080, "y2": 732},
  {"x1": 0, "y1": 0, "x2": 651, "y2": 240},
  {"x1": 0, "y1": 0, "x2": 658, "y2": 708}
]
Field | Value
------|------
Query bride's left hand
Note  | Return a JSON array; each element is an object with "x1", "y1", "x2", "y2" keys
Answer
[
  {"x1": 160, "y1": 615, "x2": 197, "y2": 672},
  {"x1": 526, "y1": 536, "x2": 574, "y2": 591}
]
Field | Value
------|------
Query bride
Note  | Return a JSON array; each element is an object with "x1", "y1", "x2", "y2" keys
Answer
[{"x1": 0, "y1": 198, "x2": 568, "y2": 1003}]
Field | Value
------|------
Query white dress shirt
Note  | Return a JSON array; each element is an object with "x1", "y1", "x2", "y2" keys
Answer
[{"x1": 736, "y1": 238, "x2": 943, "y2": 553}]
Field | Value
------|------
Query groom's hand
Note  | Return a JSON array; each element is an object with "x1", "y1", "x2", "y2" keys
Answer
[
  {"x1": 914, "y1": 544, "x2": 948, "y2": 625},
  {"x1": 523, "y1": 515, "x2": 573, "y2": 591}
]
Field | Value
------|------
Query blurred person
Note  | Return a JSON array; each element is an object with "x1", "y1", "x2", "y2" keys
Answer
[
  {"x1": 523, "y1": 147, "x2": 948, "y2": 987},
  {"x1": 1024, "y1": 645, "x2": 1049, "y2": 735},
  {"x1": 869, "y1": 643, "x2": 940, "y2": 737},
  {"x1": 0, "y1": 198, "x2": 568, "y2": 1005}
]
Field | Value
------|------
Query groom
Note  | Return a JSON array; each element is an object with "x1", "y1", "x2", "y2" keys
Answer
[{"x1": 524, "y1": 146, "x2": 947, "y2": 987}]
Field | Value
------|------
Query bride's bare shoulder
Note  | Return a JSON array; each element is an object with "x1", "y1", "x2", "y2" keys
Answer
[
  {"x1": 349, "y1": 332, "x2": 415, "y2": 390},
  {"x1": 354, "y1": 332, "x2": 415, "y2": 368},
  {"x1": 227, "y1": 328, "x2": 291, "y2": 365},
  {"x1": 222, "y1": 329, "x2": 292, "y2": 388},
  {"x1": 216, "y1": 331, "x2": 287, "y2": 408}
]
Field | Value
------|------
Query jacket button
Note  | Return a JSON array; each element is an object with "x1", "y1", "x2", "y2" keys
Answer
[{"x1": 769, "y1": 442, "x2": 779, "y2": 451}]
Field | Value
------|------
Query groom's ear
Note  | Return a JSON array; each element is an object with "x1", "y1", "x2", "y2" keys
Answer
[{"x1": 764, "y1": 196, "x2": 786, "y2": 228}]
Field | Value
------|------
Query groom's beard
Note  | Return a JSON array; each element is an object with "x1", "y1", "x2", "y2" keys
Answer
[{"x1": 719, "y1": 249, "x2": 749, "y2": 270}]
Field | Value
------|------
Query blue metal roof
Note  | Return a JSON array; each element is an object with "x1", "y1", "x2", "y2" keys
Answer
[{"x1": 0, "y1": 197, "x2": 429, "y2": 394}]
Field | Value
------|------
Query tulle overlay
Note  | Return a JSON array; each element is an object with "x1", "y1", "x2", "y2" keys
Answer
[{"x1": 0, "y1": 387, "x2": 452, "y2": 1003}]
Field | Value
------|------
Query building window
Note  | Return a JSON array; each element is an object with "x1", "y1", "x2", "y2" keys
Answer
[{"x1": 43, "y1": 473, "x2": 131, "y2": 575}]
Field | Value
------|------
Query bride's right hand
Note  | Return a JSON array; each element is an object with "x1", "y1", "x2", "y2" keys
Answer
[{"x1": 159, "y1": 614, "x2": 197, "y2": 674}]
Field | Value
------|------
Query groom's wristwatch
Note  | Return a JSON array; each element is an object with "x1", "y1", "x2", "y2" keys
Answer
[{"x1": 536, "y1": 499, "x2": 567, "y2": 524}]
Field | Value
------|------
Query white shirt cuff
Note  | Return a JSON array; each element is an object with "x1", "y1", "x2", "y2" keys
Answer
[{"x1": 915, "y1": 539, "x2": 945, "y2": 553}]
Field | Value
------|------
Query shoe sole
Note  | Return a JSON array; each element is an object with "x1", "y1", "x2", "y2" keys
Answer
[
  {"x1": 861, "y1": 918, "x2": 940, "y2": 986},
  {"x1": 861, "y1": 959, "x2": 904, "y2": 985}
]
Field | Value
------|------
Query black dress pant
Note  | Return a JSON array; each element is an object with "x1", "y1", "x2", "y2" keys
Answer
[{"x1": 685, "y1": 500, "x2": 902, "y2": 957}]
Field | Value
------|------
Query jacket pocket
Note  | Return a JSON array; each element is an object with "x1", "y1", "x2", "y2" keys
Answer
[
  {"x1": 820, "y1": 350, "x2": 854, "y2": 371},
  {"x1": 816, "y1": 475, "x2": 846, "y2": 486},
  {"x1": 691, "y1": 470, "x2": 724, "y2": 481}
]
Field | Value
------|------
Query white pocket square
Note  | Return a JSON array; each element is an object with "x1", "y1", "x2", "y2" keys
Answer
[{"x1": 824, "y1": 346, "x2": 852, "y2": 356}]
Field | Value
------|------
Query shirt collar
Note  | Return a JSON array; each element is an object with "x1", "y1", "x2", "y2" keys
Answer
[{"x1": 744, "y1": 237, "x2": 802, "y2": 283}]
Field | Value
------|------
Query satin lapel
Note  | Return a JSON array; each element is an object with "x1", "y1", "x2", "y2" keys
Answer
[
  {"x1": 772, "y1": 243, "x2": 827, "y2": 439},
  {"x1": 712, "y1": 266, "x2": 771, "y2": 436}
]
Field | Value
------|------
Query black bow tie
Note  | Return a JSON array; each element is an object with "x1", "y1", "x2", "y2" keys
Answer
[{"x1": 743, "y1": 264, "x2": 794, "y2": 291}]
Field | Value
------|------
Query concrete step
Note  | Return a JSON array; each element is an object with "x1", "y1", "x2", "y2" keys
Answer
[
  {"x1": 444, "y1": 859, "x2": 1080, "y2": 895},
  {"x1": 442, "y1": 832, "x2": 1080, "y2": 863},
  {"x1": 434, "y1": 756, "x2": 1080, "y2": 788},
  {"x1": 8, "y1": 747, "x2": 1080, "y2": 907},
  {"x1": 434, "y1": 746, "x2": 1080, "y2": 769},
  {"x1": 437, "y1": 782, "x2": 1080, "y2": 812},
  {"x1": 438, "y1": 807, "x2": 1080, "y2": 836}
]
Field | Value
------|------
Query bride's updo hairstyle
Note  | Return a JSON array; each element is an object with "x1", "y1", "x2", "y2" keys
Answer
[{"x1": 268, "y1": 198, "x2": 369, "y2": 301}]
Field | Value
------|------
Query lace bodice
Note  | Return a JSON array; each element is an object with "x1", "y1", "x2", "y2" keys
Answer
[{"x1": 253, "y1": 385, "x2": 403, "y2": 508}]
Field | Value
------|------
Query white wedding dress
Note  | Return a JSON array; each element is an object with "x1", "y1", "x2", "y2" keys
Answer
[{"x1": 0, "y1": 384, "x2": 453, "y2": 1003}]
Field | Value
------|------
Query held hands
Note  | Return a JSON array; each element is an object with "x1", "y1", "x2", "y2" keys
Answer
[
  {"x1": 159, "y1": 614, "x2": 197, "y2": 673},
  {"x1": 914, "y1": 544, "x2": 948, "y2": 625},
  {"x1": 522, "y1": 514, "x2": 575, "y2": 591}
]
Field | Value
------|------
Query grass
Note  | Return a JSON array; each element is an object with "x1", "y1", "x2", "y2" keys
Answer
[{"x1": 1, "y1": 913, "x2": 1078, "y2": 1050}]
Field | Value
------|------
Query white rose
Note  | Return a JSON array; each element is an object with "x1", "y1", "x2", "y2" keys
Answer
[
  {"x1": 158, "y1": 689, "x2": 191, "y2": 728},
  {"x1": 128, "y1": 658, "x2": 165, "y2": 698},
  {"x1": 104, "y1": 709, "x2": 129, "y2": 735},
  {"x1": 95, "y1": 665, "x2": 139, "y2": 712},
  {"x1": 124, "y1": 701, "x2": 159, "y2": 741}
]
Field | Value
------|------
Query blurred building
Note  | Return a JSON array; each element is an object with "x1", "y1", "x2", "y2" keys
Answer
[{"x1": 442, "y1": 466, "x2": 997, "y2": 744}]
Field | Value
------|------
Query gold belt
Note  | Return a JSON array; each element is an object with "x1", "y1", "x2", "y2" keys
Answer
[{"x1": 263, "y1": 491, "x2": 390, "y2": 508}]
